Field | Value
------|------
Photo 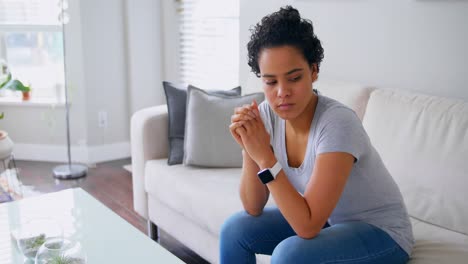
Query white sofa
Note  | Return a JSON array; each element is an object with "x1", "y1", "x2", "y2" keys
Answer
[{"x1": 131, "y1": 81, "x2": 468, "y2": 264}]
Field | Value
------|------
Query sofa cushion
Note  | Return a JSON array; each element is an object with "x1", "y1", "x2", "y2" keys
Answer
[
  {"x1": 409, "y1": 217, "x2": 468, "y2": 264},
  {"x1": 148, "y1": 195, "x2": 271, "y2": 264},
  {"x1": 145, "y1": 159, "x2": 243, "y2": 237},
  {"x1": 314, "y1": 79, "x2": 375, "y2": 121},
  {"x1": 144, "y1": 159, "x2": 274, "y2": 238},
  {"x1": 363, "y1": 89, "x2": 468, "y2": 235},
  {"x1": 184, "y1": 86, "x2": 264, "y2": 167}
]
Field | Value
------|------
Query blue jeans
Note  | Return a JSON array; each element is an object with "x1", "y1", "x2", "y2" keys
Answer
[{"x1": 220, "y1": 207, "x2": 409, "y2": 264}]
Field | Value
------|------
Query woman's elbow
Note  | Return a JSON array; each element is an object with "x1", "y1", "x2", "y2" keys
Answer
[
  {"x1": 245, "y1": 208, "x2": 263, "y2": 217},
  {"x1": 296, "y1": 227, "x2": 320, "y2": 239}
]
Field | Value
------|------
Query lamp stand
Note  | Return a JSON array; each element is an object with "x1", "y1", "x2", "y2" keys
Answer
[{"x1": 53, "y1": 1, "x2": 87, "y2": 179}]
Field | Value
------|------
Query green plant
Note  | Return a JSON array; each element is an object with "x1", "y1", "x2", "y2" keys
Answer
[
  {"x1": 0, "y1": 72, "x2": 30, "y2": 92},
  {"x1": 0, "y1": 59, "x2": 30, "y2": 92},
  {"x1": 25, "y1": 233, "x2": 47, "y2": 249},
  {"x1": 49, "y1": 254, "x2": 73, "y2": 264},
  {"x1": 48, "y1": 254, "x2": 84, "y2": 264},
  {"x1": 0, "y1": 60, "x2": 31, "y2": 120},
  {"x1": 17, "y1": 233, "x2": 47, "y2": 258}
]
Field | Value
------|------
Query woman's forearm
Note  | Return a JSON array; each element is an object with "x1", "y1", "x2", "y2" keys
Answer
[
  {"x1": 267, "y1": 172, "x2": 319, "y2": 238},
  {"x1": 239, "y1": 151, "x2": 269, "y2": 216},
  {"x1": 258, "y1": 157, "x2": 320, "y2": 238}
]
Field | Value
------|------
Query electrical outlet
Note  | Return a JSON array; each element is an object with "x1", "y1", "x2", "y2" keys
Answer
[{"x1": 98, "y1": 111, "x2": 108, "y2": 128}]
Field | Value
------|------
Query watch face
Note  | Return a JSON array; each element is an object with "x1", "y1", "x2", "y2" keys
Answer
[{"x1": 257, "y1": 169, "x2": 274, "y2": 184}]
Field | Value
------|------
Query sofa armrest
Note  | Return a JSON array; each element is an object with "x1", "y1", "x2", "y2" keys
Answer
[{"x1": 131, "y1": 104, "x2": 169, "y2": 219}]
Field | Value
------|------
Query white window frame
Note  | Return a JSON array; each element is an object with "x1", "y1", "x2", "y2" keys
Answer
[{"x1": 0, "y1": 21, "x2": 65, "y2": 105}]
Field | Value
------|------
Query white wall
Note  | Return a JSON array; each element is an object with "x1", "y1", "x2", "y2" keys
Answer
[
  {"x1": 125, "y1": 0, "x2": 166, "y2": 115},
  {"x1": 161, "y1": 0, "x2": 180, "y2": 83},
  {"x1": 240, "y1": 0, "x2": 468, "y2": 101},
  {"x1": 80, "y1": 0, "x2": 130, "y2": 146}
]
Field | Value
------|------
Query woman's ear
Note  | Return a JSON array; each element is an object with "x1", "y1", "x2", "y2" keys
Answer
[{"x1": 311, "y1": 64, "x2": 318, "y2": 82}]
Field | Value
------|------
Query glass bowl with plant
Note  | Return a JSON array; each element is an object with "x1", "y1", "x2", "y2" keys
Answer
[
  {"x1": 11, "y1": 218, "x2": 63, "y2": 261},
  {"x1": 35, "y1": 238, "x2": 86, "y2": 264}
]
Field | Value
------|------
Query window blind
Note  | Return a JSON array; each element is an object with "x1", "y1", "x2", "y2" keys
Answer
[
  {"x1": 0, "y1": 0, "x2": 61, "y2": 26},
  {"x1": 178, "y1": 0, "x2": 239, "y2": 89}
]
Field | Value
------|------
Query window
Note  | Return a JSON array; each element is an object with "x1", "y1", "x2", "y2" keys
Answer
[
  {"x1": 0, "y1": 0, "x2": 64, "y2": 100},
  {"x1": 178, "y1": 0, "x2": 239, "y2": 90}
]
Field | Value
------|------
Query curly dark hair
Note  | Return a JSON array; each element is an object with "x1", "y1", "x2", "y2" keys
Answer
[{"x1": 247, "y1": 6, "x2": 324, "y2": 77}]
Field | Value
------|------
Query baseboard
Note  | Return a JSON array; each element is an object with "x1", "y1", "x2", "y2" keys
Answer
[
  {"x1": 13, "y1": 142, "x2": 130, "y2": 164},
  {"x1": 87, "y1": 142, "x2": 131, "y2": 164},
  {"x1": 13, "y1": 143, "x2": 89, "y2": 163}
]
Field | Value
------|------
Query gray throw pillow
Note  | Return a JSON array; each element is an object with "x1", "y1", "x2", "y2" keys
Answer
[
  {"x1": 184, "y1": 86, "x2": 265, "y2": 168},
  {"x1": 163, "y1": 81, "x2": 241, "y2": 165}
]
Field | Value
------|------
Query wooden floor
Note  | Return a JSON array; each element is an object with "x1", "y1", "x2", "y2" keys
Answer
[{"x1": 12, "y1": 158, "x2": 209, "y2": 264}]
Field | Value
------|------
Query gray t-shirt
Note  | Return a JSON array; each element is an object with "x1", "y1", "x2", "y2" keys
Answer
[{"x1": 258, "y1": 94, "x2": 414, "y2": 255}]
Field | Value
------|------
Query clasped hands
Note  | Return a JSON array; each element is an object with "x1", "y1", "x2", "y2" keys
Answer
[{"x1": 229, "y1": 100, "x2": 273, "y2": 166}]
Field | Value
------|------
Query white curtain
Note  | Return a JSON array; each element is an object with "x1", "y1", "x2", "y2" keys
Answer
[{"x1": 178, "y1": 0, "x2": 240, "y2": 89}]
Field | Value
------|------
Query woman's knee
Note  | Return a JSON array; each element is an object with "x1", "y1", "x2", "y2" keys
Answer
[
  {"x1": 271, "y1": 236, "x2": 320, "y2": 264},
  {"x1": 220, "y1": 210, "x2": 256, "y2": 242},
  {"x1": 271, "y1": 236, "x2": 300, "y2": 264}
]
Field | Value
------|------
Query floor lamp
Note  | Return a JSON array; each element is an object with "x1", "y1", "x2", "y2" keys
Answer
[{"x1": 53, "y1": 0, "x2": 87, "y2": 179}]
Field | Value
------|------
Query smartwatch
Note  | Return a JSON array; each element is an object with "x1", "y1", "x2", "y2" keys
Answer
[{"x1": 257, "y1": 161, "x2": 282, "y2": 184}]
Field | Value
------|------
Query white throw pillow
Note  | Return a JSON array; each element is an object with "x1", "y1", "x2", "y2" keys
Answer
[
  {"x1": 363, "y1": 89, "x2": 468, "y2": 235},
  {"x1": 184, "y1": 86, "x2": 265, "y2": 167}
]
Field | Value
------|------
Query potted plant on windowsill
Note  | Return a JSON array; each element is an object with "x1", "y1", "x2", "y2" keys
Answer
[
  {"x1": 0, "y1": 59, "x2": 31, "y2": 101},
  {"x1": 0, "y1": 72, "x2": 31, "y2": 101}
]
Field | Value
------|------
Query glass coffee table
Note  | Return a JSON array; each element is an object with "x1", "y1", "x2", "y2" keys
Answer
[{"x1": 0, "y1": 188, "x2": 184, "y2": 263}]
